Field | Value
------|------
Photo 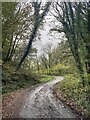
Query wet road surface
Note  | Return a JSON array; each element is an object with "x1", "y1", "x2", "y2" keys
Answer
[{"x1": 20, "y1": 76, "x2": 76, "y2": 118}]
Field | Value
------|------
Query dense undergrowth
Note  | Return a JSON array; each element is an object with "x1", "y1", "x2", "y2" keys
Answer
[
  {"x1": 2, "y1": 63, "x2": 54, "y2": 95},
  {"x1": 54, "y1": 74, "x2": 89, "y2": 117}
]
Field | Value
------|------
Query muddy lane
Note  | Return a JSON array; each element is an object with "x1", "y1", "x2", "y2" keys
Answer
[{"x1": 20, "y1": 76, "x2": 76, "y2": 118}]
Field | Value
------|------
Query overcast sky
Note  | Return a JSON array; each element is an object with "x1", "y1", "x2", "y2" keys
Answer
[{"x1": 33, "y1": 10, "x2": 66, "y2": 56}]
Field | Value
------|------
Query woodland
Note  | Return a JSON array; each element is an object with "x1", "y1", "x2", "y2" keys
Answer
[{"x1": 2, "y1": 1, "x2": 90, "y2": 117}]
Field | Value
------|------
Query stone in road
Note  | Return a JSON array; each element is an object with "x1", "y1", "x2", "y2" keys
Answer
[{"x1": 20, "y1": 76, "x2": 76, "y2": 118}]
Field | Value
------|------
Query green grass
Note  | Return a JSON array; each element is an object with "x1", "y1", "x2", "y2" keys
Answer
[
  {"x1": 39, "y1": 75, "x2": 54, "y2": 83},
  {"x1": 54, "y1": 74, "x2": 89, "y2": 116}
]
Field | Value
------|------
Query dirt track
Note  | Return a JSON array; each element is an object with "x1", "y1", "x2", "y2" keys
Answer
[{"x1": 20, "y1": 76, "x2": 76, "y2": 118}]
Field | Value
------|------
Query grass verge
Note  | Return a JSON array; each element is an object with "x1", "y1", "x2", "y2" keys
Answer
[
  {"x1": 53, "y1": 74, "x2": 89, "y2": 117},
  {"x1": 39, "y1": 75, "x2": 54, "y2": 83}
]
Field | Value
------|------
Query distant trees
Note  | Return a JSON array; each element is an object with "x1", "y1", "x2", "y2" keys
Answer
[
  {"x1": 38, "y1": 41, "x2": 75, "y2": 75},
  {"x1": 51, "y1": 41, "x2": 74, "y2": 66},
  {"x1": 52, "y1": 2, "x2": 90, "y2": 86},
  {"x1": 42, "y1": 43, "x2": 53, "y2": 69}
]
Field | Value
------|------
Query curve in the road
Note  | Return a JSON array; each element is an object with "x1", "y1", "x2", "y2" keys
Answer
[{"x1": 20, "y1": 76, "x2": 76, "y2": 118}]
